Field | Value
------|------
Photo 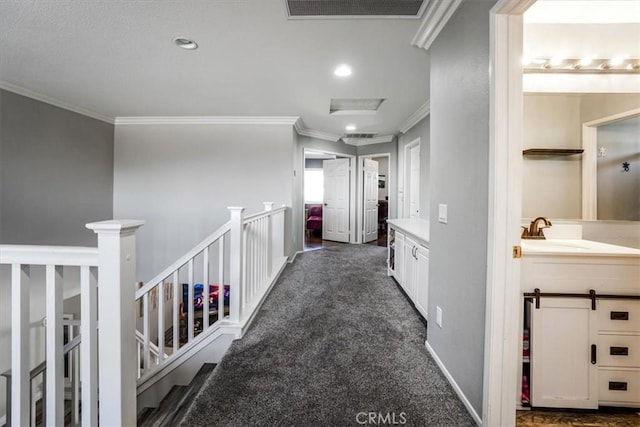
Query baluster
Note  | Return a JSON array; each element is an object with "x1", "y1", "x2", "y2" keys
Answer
[
  {"x1": 172, "y1": 271, "x2": 179, "y2": 351},
  {"x1": 11, "y1": 264, "x2": 30, "y2": 427},
  {"x1": 218, "y1": 235, "x2": 225, "y2": 321},
  {"x1": 264, "y1": 203, "x2": 273, "y2": 280},
  {"x1": 80, "y1": 265, "x2": 98, "y2": 426},
  {"x1": 143, "y1": 293, "x2": 150, "y2": 371},
  {"x1": 157, "y1": 281, "x2": 165, "y2": 363},
  {"x1": 203, "y1": 247, "x2": 210, "y2": 330},
  {"x1": 242, "y1": 223, "x2": 249, "y2": 310},
  {"x1": 188, "y1": 259, "x2": 195, "y2": 342},
  {"x1": 45, "y1": 265, "x2": 64, "y2": 427}
]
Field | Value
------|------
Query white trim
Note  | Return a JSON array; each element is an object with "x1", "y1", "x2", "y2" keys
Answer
[
  {"x1": 411, "y1": 0, "x2": 464, "y2": 50},
  {"x1": 425, "y1": 341, "x2": 482, "y2": 426},
  {"x1": 403, "y1": 138, "x2": 420, "y2": 219},
  {"x1": 343, "y1": 135, "x2": 395, "y2": 146},
  {"x1": 485, "y1": 2, "x2": 534, "y2": 427},
  {"x1": 298, "y1": 128, "x2": 342, "y2": 142},
  {"x1": 398, "y1": 100, "x2": 430, "y2": 134},
  {"x1": 0, "y1": 245, "x2": 98, "y2": 267},
  {"x1": 581, "y1": 107, "x2": 640, "y2": 220},
  {"x1": 115, "y1": 116, "x2": 300, "y2": 126},
  {"x1": 0, "y1": 80, "x2": 115, "y2": 124},
  {"x1": 288, "y1": 250, "x2": 303, "y2": 263}
]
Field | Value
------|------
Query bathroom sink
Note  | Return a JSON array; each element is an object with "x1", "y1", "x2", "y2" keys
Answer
[{"x1": 521, "y1": 239, "x2": 640, "y2": 257}]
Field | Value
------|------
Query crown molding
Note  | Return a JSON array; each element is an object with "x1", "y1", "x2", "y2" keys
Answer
[
  {"x1": 411, "y1": 0, "x2": 463, "y2": 51},
  {"x1": 398, "y1": 100, "x2": 430, "y2": 134},
  {"x1": 343, "y1": 134, "x2": 395, "y2": 146},
  {"x1": 114, "y1": 116, "x2": 301, "y2": 126},
  {"x1": 0, "y1": 80, "x2": 115, "y2": 124},
  {"x1": 296, "y1": 127, "x2": 342, "y2": 142}
]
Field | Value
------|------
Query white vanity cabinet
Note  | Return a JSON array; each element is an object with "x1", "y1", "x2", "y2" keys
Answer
[
  {"x1": 387, "y1": 219, "x2": 429, "y2": 320},
  {"x1": 520, "y1": 243, "x2": 640, "y2": 410}
]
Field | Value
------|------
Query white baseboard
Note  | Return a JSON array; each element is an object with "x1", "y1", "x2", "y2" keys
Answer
[
  {"x1": 288, "y1": 250, "x2": 303, "y2": 263},
  {"x1": 0, "y1": 414, "x2": 5, "y2": 426},
  {"x1": 425, "y1": 341, "x2": 482, "y2": 426}
]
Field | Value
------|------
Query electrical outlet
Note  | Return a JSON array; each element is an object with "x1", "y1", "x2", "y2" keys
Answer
[
  {"x1": 436, "y1": 306, "x2": 443, "y2": 328},
  {"x1": 438, "y1": 204, "x2": 447, "y2": 224}
]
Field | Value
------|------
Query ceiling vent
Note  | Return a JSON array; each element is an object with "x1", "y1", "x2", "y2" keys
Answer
[
  {"x1": 330, "y1": 98, "x2": 385, "y2": 115},
  {"x1": 286, "y1": 0, "x2": 425, "y2": 17},
  {"x1": 344, "y1": 132, "x2": 377, "y2": 139}
]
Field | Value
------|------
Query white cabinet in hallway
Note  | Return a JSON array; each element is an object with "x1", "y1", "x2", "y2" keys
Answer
[{"x1": 387, "y1": 219, "x2": 430, "y2": 321}]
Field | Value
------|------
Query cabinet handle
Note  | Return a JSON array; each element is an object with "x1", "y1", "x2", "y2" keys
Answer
[
  {"x1": 610, "y1": 311, "x2": 629, "y2": 321},
  {"x1": 591, "y1": 344, "x2": 597, "y2": 365},
  {"x1": 610, "y1": 346, "x2": 629, "y2": 356},
  {"x1": 609, "y1": 381, "x2": 628, "y2": 391}
]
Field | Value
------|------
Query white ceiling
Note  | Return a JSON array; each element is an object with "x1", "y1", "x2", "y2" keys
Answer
[{"x1": 0, "y1": 0, "x2": 429, "y2": 137}]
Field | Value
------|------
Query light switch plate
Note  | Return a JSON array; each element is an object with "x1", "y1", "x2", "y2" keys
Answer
[
  {"x1": 438, "y1": 204, "x2": 447, "y2": 224},
  {"x1": 436, "y1": 306, "x2": 443, "y2": 328}
]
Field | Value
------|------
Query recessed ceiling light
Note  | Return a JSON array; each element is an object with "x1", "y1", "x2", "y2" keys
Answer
[
  {"x1": 346, "y1": 124, "x2": 357, "y2": 131},
  {"x1": 334, "y1": 64, "x2": 352, "y2": 77},
  {"x1": 173, "y1": 37, "x2": 198, "y2": 50}
]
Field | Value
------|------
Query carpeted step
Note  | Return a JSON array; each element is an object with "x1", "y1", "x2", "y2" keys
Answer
[{"x1": 137, "y1": 363, "x2": 216, "y2": 427}]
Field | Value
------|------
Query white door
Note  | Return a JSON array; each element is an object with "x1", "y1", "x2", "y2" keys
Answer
[
  {"x1": 363, "y1": 158, "x2": 379, "y2": 243},
  {"x1": 323, "y1": 158, "x2": 350, "y2": 243},
  {"x1": 409, "y1": 144, "x2": 420, "y2": 219},
  {"x1": 531, "y1": 298, "x2": 598, "y2": 409}
]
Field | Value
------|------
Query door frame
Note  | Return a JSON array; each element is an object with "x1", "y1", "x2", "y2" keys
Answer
[
  {"x1": 403, "y1": 138, "x2": 420, "y2": 219},
  {"x1": 356, "y1": 153, "x2": 392, "y2": 244},
  {"x1": 302, "y1": 148, "x2": 357, "y2": 246},
  {"x1": 484, "y1": 1, "x2": 534, "y2": 426}
]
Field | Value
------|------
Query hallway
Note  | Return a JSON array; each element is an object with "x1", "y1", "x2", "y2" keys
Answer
[{"x1": 179, "y1": 244, "x2": 475, "y2": 426}]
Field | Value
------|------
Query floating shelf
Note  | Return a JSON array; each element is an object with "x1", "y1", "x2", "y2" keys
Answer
[{"x1": 523, "y1": 148, "x2": 584, "y2": 156}]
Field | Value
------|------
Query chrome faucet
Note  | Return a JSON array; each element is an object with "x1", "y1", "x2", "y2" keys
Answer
[{"x1": 521, "y1": 217, "x2": 552, "y2": 240}]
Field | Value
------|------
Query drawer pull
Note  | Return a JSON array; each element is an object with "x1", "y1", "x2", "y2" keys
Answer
[
  {"x1": 610, "y1": 346, "x2": 629, "y2": 356},
  {"x1": 609, "y1": 381, "x2": 628, "y2": 391},
  {"x1": 610, "y1": 311, "x2": 629, "y2": 321}
]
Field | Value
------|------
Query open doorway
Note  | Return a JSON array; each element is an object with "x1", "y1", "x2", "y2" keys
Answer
[
  {"x1": 358, "y1": 153, "x2": 391, "y2": 247},
  {"x1": 302, "y1": 149, "x2": 356, "y2": 251}
]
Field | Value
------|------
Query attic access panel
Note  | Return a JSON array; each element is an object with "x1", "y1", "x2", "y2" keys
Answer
[{"x1": 286, "y1": 0, "x2": 425, "y2": 17}]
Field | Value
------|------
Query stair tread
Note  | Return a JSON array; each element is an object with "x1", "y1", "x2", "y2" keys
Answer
[{"x1": 165, "y1": 363, "x2": 216, "y2": 426}]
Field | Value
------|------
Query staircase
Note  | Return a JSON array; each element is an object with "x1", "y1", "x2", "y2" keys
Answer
[
  {"x1": 137, "y1": 363, "x2": 216, "y2": 427},
  {"x1": 0, "y1": 204, "x2": 289, "y2": 426}
]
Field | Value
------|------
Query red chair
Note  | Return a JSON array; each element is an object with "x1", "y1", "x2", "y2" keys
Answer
[{"x1": 306, "y1": 204, "x2": 323, "y2": 237}]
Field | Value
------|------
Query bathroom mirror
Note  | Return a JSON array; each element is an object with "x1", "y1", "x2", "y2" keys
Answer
[{"x1": 523, "y1": 93, "x2": 640, "y2": 222}]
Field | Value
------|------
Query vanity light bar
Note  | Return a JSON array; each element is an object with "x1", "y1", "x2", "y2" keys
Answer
[{"x1": 523, "y1": 57, "x2": 640, "y2": 74}]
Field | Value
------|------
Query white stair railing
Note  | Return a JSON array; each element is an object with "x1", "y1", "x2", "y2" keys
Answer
[
  {"x1": 1, "y1": 220, "x2": 144, "y2": 427},
  {"x1": 134, "y1": 203, "x2": 288, "y2": 378},
  {"x1": 1, "y1": 204, "x2": 288, "y2": 426}
]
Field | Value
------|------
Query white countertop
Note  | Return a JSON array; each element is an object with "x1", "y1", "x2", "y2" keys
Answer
[
  {"x1": 522, "y1": 239, "x2": 640, "y2": 257},
  {"x1": 387, "y1": 218, "x2": 429, "y2": 245}
]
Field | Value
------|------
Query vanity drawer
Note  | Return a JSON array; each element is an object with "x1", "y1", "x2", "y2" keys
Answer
[
  {"x1": 598, "y1": 335, "x2": 640, "y2": 368},
  {"x1": 598, "y1": 368, "x2": 640, "y2": 405},
  {"x1": 598, "y1": 300, "x2": 640, "y2": 333}
]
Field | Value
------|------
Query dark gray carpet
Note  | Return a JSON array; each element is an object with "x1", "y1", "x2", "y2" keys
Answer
[{"x1": 179, "y1": 244, "x2": 475, "y2": 427}]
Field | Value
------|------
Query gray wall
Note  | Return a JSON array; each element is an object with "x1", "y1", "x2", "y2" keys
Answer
[
  {"x1": 597, "y1": 116, "x2": 640, "y2": 221},
  {"x1": 400, "y1": 116, "x2": 430, "y2": 219},
  {"x1": 113, "y1": 123, "x2": 295, "y2": 281},
  {"x1": 0, "y1": 89, "x2": 114, "y2": 246},
  {"x1": 428, "y1": 0, "x2": 495, "y2": 416}
]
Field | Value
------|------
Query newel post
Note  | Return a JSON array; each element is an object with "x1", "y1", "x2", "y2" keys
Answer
[
  {"x1": 86, "y1": 219, "x2": 144, "y2": 427},
  {"x1": 228, "y1": 207, "x2": 245, "y2": 324}
]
